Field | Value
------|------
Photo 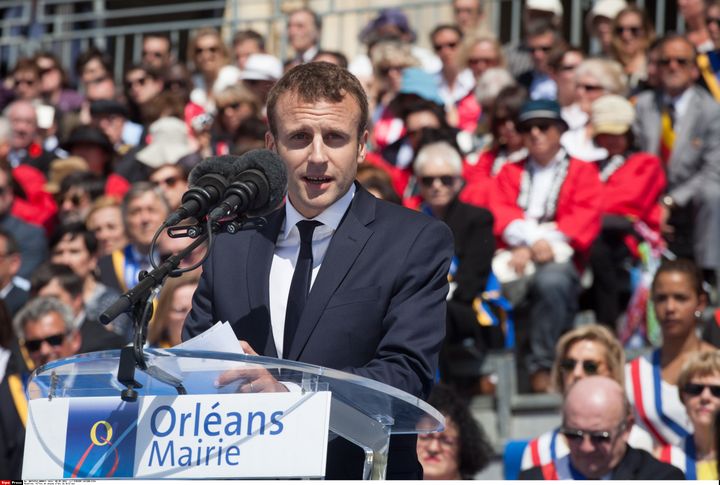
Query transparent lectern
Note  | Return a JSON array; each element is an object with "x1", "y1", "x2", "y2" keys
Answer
[{"x1": 24, "y1": 348, "x2": 444, "y2": 480}]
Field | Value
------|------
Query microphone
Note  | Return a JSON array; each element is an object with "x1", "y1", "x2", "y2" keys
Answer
[
  {"x1": 208, "y1": 149, "x2": 288, "y2": 221},
  {"x1": 164, "y1": 156, "x2": 236, "y2": 226}
]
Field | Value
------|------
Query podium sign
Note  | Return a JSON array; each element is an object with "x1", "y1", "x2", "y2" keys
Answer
[{"x1": 24, "y1": 392, "x2": 331, "y2": 479}]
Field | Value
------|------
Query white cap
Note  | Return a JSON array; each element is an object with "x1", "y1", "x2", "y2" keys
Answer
[
  {"x1": 589, "y1": 0, "x2": 627, "y2": 22},
  {"x1": 136, "y1": 117, "x2": 194, "y2": 168},
  {"x1": 526, "y1": 0, "x2": 563, "y2": 16},
  {"x1": 240, "y1": 54, "x2": 283, "y2": 81}
]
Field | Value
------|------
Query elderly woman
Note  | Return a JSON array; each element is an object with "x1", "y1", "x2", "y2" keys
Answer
[
  {"x1": 413, "y1": 140, "x2": 496, "y2": 388},
  {"x1": 655, "y1": 350, "x2": 720, "y2": 479},
  {"x1": 418, "y1": 383, "x2": 492, "y2": 479},
  {"x1": 211, "y1": 85, "x2": 262, "y2": 155},
  {"x1": 611, "y1": 6, "x2": 655, "y2": 92},
  {"x1": 520, "y1": 324, "x2": 626, "y2": 475},
  {"x1": 560, "y1": 58, "x2": 627, "y2": 161},
  {"x1": 587, "y1": 95, "x2": 666, "y2": 327}
]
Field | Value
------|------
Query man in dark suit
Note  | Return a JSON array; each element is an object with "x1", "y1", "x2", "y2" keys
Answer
[
  {"x1": 519, "y1": 376, "x2": 684, "y2": 480},
  {"x1": 0, "y1": 228, "x2": 29, "y2": 316},
  {"x1": 183, "y1": 62, "x2": 454, "y2": 479},
  {"x1": 633, "y1": 33, "x2": 720, "y2": 281}
]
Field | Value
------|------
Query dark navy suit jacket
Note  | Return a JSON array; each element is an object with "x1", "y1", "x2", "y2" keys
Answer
[{"x1": 183, "y1": 184, "x2": 453, "y2": 478}]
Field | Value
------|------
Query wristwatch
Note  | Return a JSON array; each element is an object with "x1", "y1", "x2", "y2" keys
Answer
[{"x1": 661, "y1": 195, "x2": 675, "y2": 209}]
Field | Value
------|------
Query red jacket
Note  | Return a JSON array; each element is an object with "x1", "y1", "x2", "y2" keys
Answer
[
  {"x1": 460, "y1": 149, "x2": 497, "y2": 208},
  {"x1": 490, "y1": 156, "x2": 603, "y2": 255}
]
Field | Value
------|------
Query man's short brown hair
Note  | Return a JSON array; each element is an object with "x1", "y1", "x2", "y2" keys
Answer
[{"x1": 265, "y1": 62, "x2": 368, "y2": 139}]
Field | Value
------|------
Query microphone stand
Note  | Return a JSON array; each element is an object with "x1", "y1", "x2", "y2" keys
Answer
[{"x1": 99, "y1": 216, "x2": 267, "y2": 402}]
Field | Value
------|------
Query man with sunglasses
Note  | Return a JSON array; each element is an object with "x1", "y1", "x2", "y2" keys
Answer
[
  {"x1": 491, "y1": 99, "x2": 602, "y2": 392},
  {"x1": 520, "y1": 376, "x2": 684, "y2": 479},
  {"x1": 141, "y1": 33, "x2": 172, "y2": 70},
  {"x1": 633, "y1": 33, "x2": 720, "y2": 293},
  {"x1": 517, "y1": 19, "x2": 567, "y2": 101},
  {"x1": 15, "y1": 296, "x2": 81, "y2": 370}
]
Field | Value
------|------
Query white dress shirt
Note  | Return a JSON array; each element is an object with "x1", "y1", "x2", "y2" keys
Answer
[
  {"x1": 269, "y1": 185, "x2": 355, "y2": 357},
  {"x1": 503, "y1": 149, "x2": 569, "y2": 246}
]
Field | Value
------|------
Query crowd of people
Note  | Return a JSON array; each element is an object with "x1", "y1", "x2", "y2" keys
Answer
[{"x1": 2, "y1": 0, "x2": 720, "y2": 479}]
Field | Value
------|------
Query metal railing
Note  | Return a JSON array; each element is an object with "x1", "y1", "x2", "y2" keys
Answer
[{"x1": 0, "y1": 0, "x2": 683, "y2": 82}]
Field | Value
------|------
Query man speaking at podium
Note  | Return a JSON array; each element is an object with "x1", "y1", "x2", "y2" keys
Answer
[{"x1": 183, "y1": 62, "x2": 453, "y2": 479}]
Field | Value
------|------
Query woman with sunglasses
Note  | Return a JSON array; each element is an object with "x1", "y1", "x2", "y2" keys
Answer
[
  {"x1": 520, "y1": 324, "x2": 626, "y2": 475},
  {"x1": 461, "y1": 85, "x2": 527, "y2": 208},
  {"x1": 211, "y1": 85, "x2": 261, "y2": 156},
  {"x1": 655, "y1": 350, "x2": 720, "y2": 479},
  {"x1": 610, "y1": 6, "x2": 655, "y2": 93},
  {"x1": 412, "y1": 140, "x2": 497, "y2": 390},
  {"x1": 187, "y1": 28, "x2": 234, "y2": 113},
  {"x1": 626, "y1": 259, "x2": 717, "y2": 450}
]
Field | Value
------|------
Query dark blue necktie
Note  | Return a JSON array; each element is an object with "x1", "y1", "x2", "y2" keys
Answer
[{"x1": 283, "y1": 220, "x2": 322, "y2": 358}]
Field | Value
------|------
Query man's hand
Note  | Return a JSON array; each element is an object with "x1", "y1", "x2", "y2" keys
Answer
[
  {"x1": 509, "y1": 246, "x2": 532, "y2": 275},
  {"x1": 214, "y1": 340, "x2": 288, "y2": 393},
  {"x1": 531, "y1": 239, "x2": 554, "y2": 264},
  {"x1": 659, "y1": 204, "x2": 675, "y2": 240}
]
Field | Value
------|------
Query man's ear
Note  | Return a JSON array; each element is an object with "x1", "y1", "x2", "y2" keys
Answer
[{"x1": 265, "y1": 131, "x2": 276, "y2": 152}]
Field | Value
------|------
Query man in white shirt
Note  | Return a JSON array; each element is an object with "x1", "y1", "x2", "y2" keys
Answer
[{"x1": 184, "y1": 62, "x2": 453, "y2": 479}]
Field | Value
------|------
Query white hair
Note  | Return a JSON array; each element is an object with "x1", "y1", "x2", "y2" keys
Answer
[
  {"x1": 414, "y1": 141, "x2": 463, "y2": 176},
  {"x1": 475, "y1": 67, "x2": 516, "y2": 106}
]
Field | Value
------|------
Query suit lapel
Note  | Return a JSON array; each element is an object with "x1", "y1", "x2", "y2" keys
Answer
[
  {"x1": 286, "y1": 187, "x2": 376, "y2": 361},
  {"x1": 246, "y1": 208, "x2": 285, "y2": 357},
  {"x1": 647, "y1": 92, "x2": 662, "y2": 154},
  {"x1": 670, "y1": 87, "x2": 701, "y2": 167}
]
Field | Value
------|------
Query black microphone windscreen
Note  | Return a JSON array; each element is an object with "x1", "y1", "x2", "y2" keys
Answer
[
  {"x1": 188, "y1": 155, "x2": 238, "y2": 185},
  {"x1": 232, "y1": 149, "x2": 288, "y2": 215}
]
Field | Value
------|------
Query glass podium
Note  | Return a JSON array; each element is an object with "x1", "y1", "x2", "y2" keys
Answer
[{"x1": 24, "y1": 348, "x2": 444, "y2": 479}]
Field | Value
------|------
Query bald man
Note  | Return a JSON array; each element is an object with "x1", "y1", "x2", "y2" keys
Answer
[{"x1": 520, "y1": 376, "x2": 684, "y2": 480}]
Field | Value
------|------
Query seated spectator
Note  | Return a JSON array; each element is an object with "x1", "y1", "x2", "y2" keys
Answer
[
  {"x1": 48, "y1": 222, "x2": 121, "y2": 324},
  {"x1": 585, "y1": 0, "x2": 627, "y2": 56},
  {"x1": 463, "y1": 35, "x2": 504, "y2": 82},
  {"x1": 14, "y1": 296, "x2": 80, "y2": 369},
  {"x1": 626, "y1": 259, "x2": 717, "y2": 449},
  {"x1": 187, "y1": 27, "x2": 234, "y2": 112},
  {"x1": 586, "y1": 95, "x2": 666, "y2": 327},
  {"x1": 89, "y1": 99, "x2": 138, "y2": 156},
  {"x1": 516, "y1": 19, "x2": 566, "y2": 101},
  {"x1": 85, "y1": 196, "x2": 127, "y2": 256},
  {"x1": 634, "y1": 34, "x2": 720, "y2": 278},
  {"x1": 549, "y1": 47, "x2": 585, "y2": 119},
  {"x1": 412, "y1": 141, "x2": 496, "y2": 388},
  {"x1": 473, "y1": 68, "x2": 517, "y2": 144},
  {"x1": 34, "y1": 52, "x2": 83, "y2": 115},
  {"x1": 61, "y1": 125, "x2": 116, "y2": 179},
  {"x1": 10, "y1": 58, "x2": 42, "y2": 103},
  {"x1": 141, "y1": 32, "x2": 173, "y2": 70},
  {"x1": 418, "y1": 383, "x2": 492, "y2": 479},
  {"x1": 56, "y1": 171, "x2": 104, "y2": 224},
  {"x1": 560, "y1": 58, "x2": 627, "y2": 161},
  {"x1": 462, "y1": 84, "x2": 527, "y2": 208},
  {"x1": 0, "y1": 228, "x2": 29, "y2": 316},
  {"x1": 30, "y1": 263, "x2": 126, "y2": 353},
  {"x1": 212, "y1": 85, "x2": 262, "y2": 155},
  {"x1": 0, "y1": 165, "x2": 48, "y2": 278},
  {"x1": 238, "y1": 54, "x2": 282, "y2": 110},
  {"x1": 490, "y1": 99, "x2": 602, "y2": 393},
  {"x1": 520, "y1": 324, "x2": 626, "y2": 473},
  {"x1": 74, "y1": 47, "x2": 118, "y2": 124},
  {"x1": 123, "y1": 63, "x2": 165, "y2": 125},
  {"x1": 679, "y1": 0, "x2": 713, "y2": 52},
  {"x1": 355, "y1": 164, "x2": 401, "y2": 204},
  {"x1": 431, "y1": 24, "x2": 481, "y2": 133},
  {"x1": 147, "y1": 271, "x2": 200, "y2": 347},
  {"x1": 656, "y1": 350, "x2": 720, "y2": 479},
  {"x1": 148, "y1": 163, "x2": 188, "y2": 212},
  {"x1": 520, "y1": 376, "x2": 684, "y2": 479},
  {"x1": 285, "y1": 7, "x2": 322, "y2": 68},
  {"x1": 611, "y1": 6, "x2": 655, "y2": 93},
  {"x1": 6, "y1": 100, "x2": 56, "y2": 174},
  {"x1": 699, "y1": 0, "x2": 720, "y2": 101},
  {"x1": 232, "y1": 29, "x2": 265, "y2": 69}
]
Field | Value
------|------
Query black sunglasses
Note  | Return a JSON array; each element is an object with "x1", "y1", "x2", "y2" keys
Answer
[
  {"x1": 220, "y1": 102, "x2": 242, "y2": 111},
  {"x1": 614, "y1": 26, "x2": 642, "y2": 37},
  {"x1": 58, "y1": 194, "x2": 83, "y2": 207},
  {"x1": 560, "y1": 423, "x2": 625, "y2": 446},
  {"x1": 577, "y1": 83, "x2": 605, "y2": 92},
  {"x1": 419, "y1": 175, "x2": 457, "y2": 188},
  {"x1": 706, "y1": 17, "x2": 720, "y2": 27},
  {"x1": 518, "y1": 120, "x2": 555, "y2": 133},
  {"x1": 25, "y1": 333, "x2": 65, "y2": 352},
  {"x1": 195, "y1": 46, "x2": 219, "y2": 55},
  {"x1": 433, "y1": 41, "x2": 459, "y2": 52},
  {"x1": 151, "y1": 175, "x2": 181, "y2": 188},
  {"x1": 659, "y1": 57, "x2": 693, "y2": 67},
  {"x1": 559, "y1": 358, "x2": 600, "y2": 374},
  {"x1": 529, "y1": 45, "x2": 552, "y2": 53},
  {"x1": 682, "y1": 383, "x2": 720, "y2": 398}
]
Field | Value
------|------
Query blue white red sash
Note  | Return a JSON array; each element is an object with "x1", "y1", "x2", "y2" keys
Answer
[
  {"x1": 521, "y1": 428, "x2": 568, "y2": 477},
  {"x1": 625, "y1": 350, "x2": 693, "y2": 447},
  {"x1": 658, "y1": 435, "x2": 697, "y2": 480}
]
